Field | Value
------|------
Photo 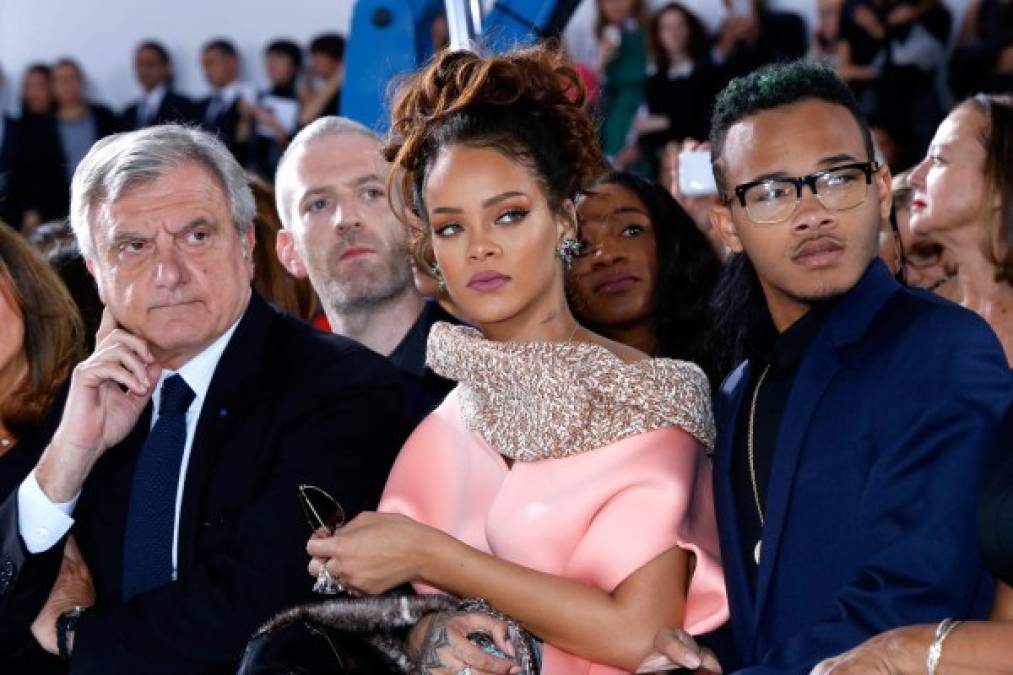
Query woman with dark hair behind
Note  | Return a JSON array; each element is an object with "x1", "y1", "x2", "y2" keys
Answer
[
  {"x1": 567, "y1": 171, "x2": 725, "y2": 386},
  {"x1": 636, "y1": 3, "x2": 717, "y2": 177},
  {"x1": 47, "y1": 241, "x2": 103, "y2": 351},
  {"x1": 7, "y1": 64, "x2": 66, "y2": 232}
]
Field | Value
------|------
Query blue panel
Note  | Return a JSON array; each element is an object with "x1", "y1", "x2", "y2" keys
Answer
[
  {"x1": 342, "y1": 0, "x2": 443, "y2": 131},
  {"x1": 481, "y1": 0, "x2": 558, "y2": 52},
  {"x1": 343, "y1": 0, "x2": 572, "y2": 130}
]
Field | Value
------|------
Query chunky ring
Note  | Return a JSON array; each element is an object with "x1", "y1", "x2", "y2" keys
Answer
[
  {"x1": 456, "y1": 668, "x2": 473, "y2": 675},
  {"x1": 313, "y1": 565, "x2": 345, "y2": 595}
]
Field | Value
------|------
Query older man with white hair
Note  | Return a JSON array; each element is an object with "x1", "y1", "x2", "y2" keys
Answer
[
  {"x1": 274, "y1": 116, "x2": 457, "y2": 428},
  {"x1": 0, "y1": 125, "x2": 407, "y2": 674}
]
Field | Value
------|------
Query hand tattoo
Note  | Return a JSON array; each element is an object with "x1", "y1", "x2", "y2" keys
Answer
[{"x1": 420, "y1": 619, "x2": 451, "y2": 674}]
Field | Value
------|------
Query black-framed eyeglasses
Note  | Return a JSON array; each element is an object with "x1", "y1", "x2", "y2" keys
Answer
[
  {"x1": 731, "y1": 161, "x2": 880, "y2": 224},
  {"x1": 297, "y1": 484, "x2": 346, "y2": 534}
]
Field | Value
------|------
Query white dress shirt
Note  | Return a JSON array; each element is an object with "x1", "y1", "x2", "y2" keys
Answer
[{"x1": 18, "y1": 318, "x2": 241, "y2": 580}]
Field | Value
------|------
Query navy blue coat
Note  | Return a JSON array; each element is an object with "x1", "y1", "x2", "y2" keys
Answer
[{"x1": 713, "y1": 260, "x2": 1013, "y2": 673}]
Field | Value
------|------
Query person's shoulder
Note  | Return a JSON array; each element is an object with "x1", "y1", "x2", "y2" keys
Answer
[
  {"x1": 762, "y1": 8, "x2": 807, "y2": 30},
  {"x1": 89, "y1": 102, "x2": 116, "y2": 118},
  {"x1": 579, "y1": 333, "x2": 648, "y2": 365},
  {"x1": 260, "y1": 304, "x2": 402, "y2": 388},
  {"x1": 579, "y1": 343, "x2": 716, "y2": 451},
  {"x1": 166, "y1": 90, "x2": 193, "y2": 104},
  {"x1": 869, "y1": 289, "x2": 1010, "y2": 388},
  {"x1": 883, "y1": 286, "x2": 1000, "y2": 347}
]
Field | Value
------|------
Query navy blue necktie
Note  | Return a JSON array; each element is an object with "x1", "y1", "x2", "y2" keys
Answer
[{"x1": 121, "y1": 374, "x2": 195, "y2": 601}]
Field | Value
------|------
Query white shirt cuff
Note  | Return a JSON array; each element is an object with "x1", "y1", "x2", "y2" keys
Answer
[{"x1": 17, "y1": 470, "x2": 78, "y2": 553}]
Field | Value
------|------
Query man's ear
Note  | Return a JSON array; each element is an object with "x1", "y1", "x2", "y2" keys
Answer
[
  {"x1": 275, "y1": 229, "x2": 308, "y2": 278},
  {"x1": 875, "y1": 164, "x2": 894, "y2": 223},
  {"x1": 711, "y1": 202, "x2": 745, "y2": 254},
  {"x1": 241, "y1": 225, "x2": 257, "y2": 277}
]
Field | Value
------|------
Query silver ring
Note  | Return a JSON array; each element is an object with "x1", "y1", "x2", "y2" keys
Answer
[
  {"x1": 457, "y1": 668, "x2": 472, "y2": 675},
  {"x1": 313, "y1": 565, "x2": 345, "y2": 595}
]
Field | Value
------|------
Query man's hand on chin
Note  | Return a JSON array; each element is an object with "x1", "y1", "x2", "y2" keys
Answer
[{"x1": 31, "y1": 536, "x2": 95, "y2": 656}]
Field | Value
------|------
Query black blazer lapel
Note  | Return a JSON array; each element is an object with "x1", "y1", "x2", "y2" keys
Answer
[
  {"x1": 175, "y1": 295, "x2": 273, "y2": 574},
  {"x1": 713, "y1": 362, "x2": 756, "y2": 659},
  {"x1": 751, "y1": 260, "x2": 901, "y2": 633}
]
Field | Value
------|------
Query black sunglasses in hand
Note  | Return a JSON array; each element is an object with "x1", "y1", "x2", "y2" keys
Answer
[{"x1": 297, "y1": 484, "x2": 346, "y2": 534}]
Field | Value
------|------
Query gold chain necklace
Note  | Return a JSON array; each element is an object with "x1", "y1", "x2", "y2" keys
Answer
[{"x1": 747, "y1": 364, "x2": 771, "y2": 565}]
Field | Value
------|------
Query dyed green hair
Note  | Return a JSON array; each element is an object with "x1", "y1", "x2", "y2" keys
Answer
[{"x1": 709, "y1": 61, "x2": 875, "y2": 196}]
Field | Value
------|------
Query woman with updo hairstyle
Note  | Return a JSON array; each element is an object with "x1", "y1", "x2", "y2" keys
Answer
[{"x1": 262, "y1": 45, "x2": 727, "y2": 675}]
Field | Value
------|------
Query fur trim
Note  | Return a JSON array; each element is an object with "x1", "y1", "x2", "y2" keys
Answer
[{"x1": 253, "y1": 595, "x2": 457, "y2": 673}]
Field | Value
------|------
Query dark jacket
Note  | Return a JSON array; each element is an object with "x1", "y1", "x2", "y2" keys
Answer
[
  {"x1": 196, "y1": 95, "x2": 245, "y2": 163},
  {"x1": 0, "y1": 294, "x2": 409, "y2": 674},
  {"x1": 713, "y1": 260, "x2": 1013, "y2": 673},
  {"x1": 121, "y1": 90, "x2": 195, "y2": 130},
  {"x1": 6, "y1": 104, "x2": 120, "y2": 227}
]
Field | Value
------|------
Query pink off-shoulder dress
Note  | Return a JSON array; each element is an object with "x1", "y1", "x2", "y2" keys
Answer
[{"x1": 379, "y1": 323, "x2": 729, "y2": 675}]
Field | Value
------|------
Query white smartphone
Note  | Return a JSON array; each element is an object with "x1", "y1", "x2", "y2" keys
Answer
[
  {"x1": 678, "y1": 150, "x2": 719, "y2": 197},
  {"x1": 602, "y1": 24, "x2": 622, "y2": 48}
]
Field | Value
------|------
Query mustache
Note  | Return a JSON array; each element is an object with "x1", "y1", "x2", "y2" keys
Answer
[
  {"x1": 328, "y1": 229, "x2": 412, "y2": 261},
  {"x1": 791, "y1": 234, "x2": 846, "y2": 258}
]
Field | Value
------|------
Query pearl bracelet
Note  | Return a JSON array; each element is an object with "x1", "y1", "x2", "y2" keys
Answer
[{"x1": 926, "y1": 617, "x2": 961, "y2": 675}]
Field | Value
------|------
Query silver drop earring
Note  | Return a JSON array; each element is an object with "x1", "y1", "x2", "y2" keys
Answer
[
  {"x1": 556, "y1": 237, "x2": 582, "y2": 268},
  {"x1": 430, "y1": 262, "x2": 447, "y2": 292}
]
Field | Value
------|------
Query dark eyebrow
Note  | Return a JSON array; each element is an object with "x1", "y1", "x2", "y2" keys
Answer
[
  {"x1": 108, "y1": 228, "x2": 152, "y2": 248},
  {"x1": 610, "y1": 205, "x2": 650, "y2": 218},
  {"x1": 179, "y1": 216, "x2": 217, "y2": 232},
  {"x1": 746, "y1": 154, "x2": 866, "y2": 184},
  {"x1": 482, "y1": 191, "x2": 526, "y2": 208},
  {"x1": 816, "y1": 153, "x2": 861, "y2": 167},
  {"x1": 431, "y1": 191, "x2": 529, "y2": 215}
]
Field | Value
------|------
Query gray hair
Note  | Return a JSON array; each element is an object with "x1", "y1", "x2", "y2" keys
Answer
[
  {"x1": 274, "y1": 116, "x2": 382, "y2": 229},
  {"x1": 70, "y1": 124, "x2": 255, "y2": 258}
]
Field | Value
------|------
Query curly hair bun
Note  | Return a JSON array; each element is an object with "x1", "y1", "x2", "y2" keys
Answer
[{"x1": 384, "y1": 44, "x2": 607, "y2": 225}]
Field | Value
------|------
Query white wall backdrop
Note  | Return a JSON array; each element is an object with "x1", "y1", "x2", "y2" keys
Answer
[
  {"x1": 0, "y1": 0, "x2": 975, "y2": 116},
  {"x1": 0, "y1": 0, "x2": 354, "y2": 114}
]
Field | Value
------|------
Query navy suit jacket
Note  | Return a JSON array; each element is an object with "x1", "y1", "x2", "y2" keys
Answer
[{"x1": 713, "y1": 260, "x2": 1013, "y2": 674}]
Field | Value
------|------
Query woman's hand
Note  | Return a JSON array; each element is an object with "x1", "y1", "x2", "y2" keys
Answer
[
  {"x1": 810, "y1": 626, "x2": 926, "y2": 675},
  {"x1": 306, "y1": 511, "x2": 451, "y2": 595},
  {"x1": 409, "y1": 611, "x2": 520, "y2": 674}
]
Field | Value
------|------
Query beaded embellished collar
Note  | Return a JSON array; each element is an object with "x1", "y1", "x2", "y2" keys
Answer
[{"x1": 426, "y1": 322, "x2": 716, "y2": 461}]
